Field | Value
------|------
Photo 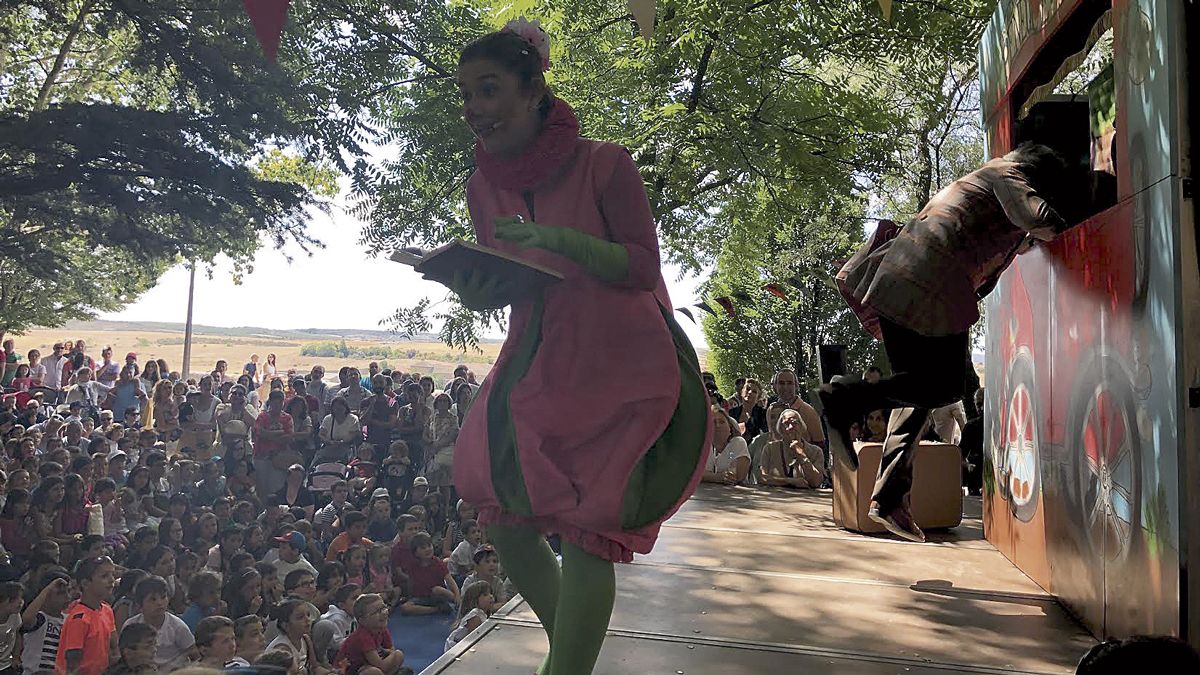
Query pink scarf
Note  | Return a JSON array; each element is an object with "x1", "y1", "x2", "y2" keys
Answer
[{"x1": 473, "y1": 98, "x2": 580, "y2": 192}]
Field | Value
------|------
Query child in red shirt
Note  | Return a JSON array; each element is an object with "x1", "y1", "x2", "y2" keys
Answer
[
  {"x1": 334, "y1": 594, "x2": 406, "y2": 675},
  {"x1": 57, "y1": 557, "x2": 118, "y2": 675},
  {"x1": 398, "y1": 532, "x2": 459, "y2": 616}
]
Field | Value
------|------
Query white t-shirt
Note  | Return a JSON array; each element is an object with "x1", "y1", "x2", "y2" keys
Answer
[
  {"x1": 705, "y1": 436, "x2": 750, "y2": 475},
  {"x1": 449, "y1": 540, "x2": 477, "y2": 577},
  {"x1": 28, "y1": 362, "x2": 47, "y2": 385},
  {"x1": 41, "y1": 355, "x2": 66, "y2": 389},
  {"x1": 318, "y1": 606, "x2": 353, "y2": 652},
  {"x1": 20, "y1": 611, "x2": 64, "y2": 674},
  {"x1": 266, "y1": 634, "x2": 308, "y2": 673},
  {"x1": 319, "y1": 413, "x2": 361, "y2": 444},
  {"x1": 445, "y1": 608, "x2": 488, "y2": 652},
  {"x1": 274, "y1": 555, "x2": 318, "y2": 581},
  {"x1": 191, "y1": 396, "x2": 220, "y2": 425},
  {"x1": 124, "y1": 611, "x2": 195, "y2": 670}
]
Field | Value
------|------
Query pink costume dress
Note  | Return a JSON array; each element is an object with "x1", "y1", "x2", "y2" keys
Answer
[{"x1": 454, "y1": 102, "x2": 711, "y2": 562}]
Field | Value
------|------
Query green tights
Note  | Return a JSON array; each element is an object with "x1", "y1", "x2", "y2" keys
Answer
[{"x1": 489, "y1": 523, "x2": 616, "y2": 675}]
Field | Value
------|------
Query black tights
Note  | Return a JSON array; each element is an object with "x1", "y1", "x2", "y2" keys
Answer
[{"x1": 850, "y1": 318, "x2": 970, "y2": 510}]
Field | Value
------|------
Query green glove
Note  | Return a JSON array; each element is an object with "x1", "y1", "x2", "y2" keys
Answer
[
  {"x1": 442, "y1": 268, "x2": 513, "y2": 310},
  {"x1": 495, "y1": 217, "x2": 630, "y2": 284}
]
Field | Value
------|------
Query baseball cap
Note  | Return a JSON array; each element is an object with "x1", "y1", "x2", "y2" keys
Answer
[
  {"x1": 371, "y1": 487, "x2": 390, "y2": 501},
  {"x1": 107, "y1": 450, "x2": 127, "y2": 463},
  {"x1": 274, "y1": 531, "x2": 307, "y2": 550},
  {"x1": 125, "y1": 352, "x2": 137, "y2": 360},
  {"x1": 412, "y1": 476, "x2": 428, "y2": 487},
  {"x1": 472, "y1": 545, "x2": 497, "y2": 564}
]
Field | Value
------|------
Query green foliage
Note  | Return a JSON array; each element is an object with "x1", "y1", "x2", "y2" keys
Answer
[
  {"x1": 348, "y1": 0, "x2": 996, "y2": 352},
  {"x1": 254, "y1": 150, "x2": 341, "y2": 200},
  {"x1": 0, "y1": 0, "x2": 393, "y2": 332},
  {"x1": 700, "y1": 193, "x2": 886, "y2": 394},
  {"x1": 298, "y1": 340, "x2": 413, "y2": 360},
  {"x1": 0, "y1": 241, "x2": 165, "y2": 336}
]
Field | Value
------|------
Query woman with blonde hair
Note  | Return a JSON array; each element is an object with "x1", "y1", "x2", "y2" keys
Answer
[
  {"x1": 424, "y1": 392, "x2": 459, "y2": 495},
  {"x1": 258, "y1": 353, "x2": 278, "y2": 401},
  {"x1": 701, "y1": 405, "x2": 750, "y2": 485},
  {"x1": 146, "y1": 379, "x2": 180, "y2": 440},
  {"x1": 758, "y1": 408, "x2": 825, "y2": 489},
  {"x1": 727, "y1": 377, "x2": 768, "y2": 439}
]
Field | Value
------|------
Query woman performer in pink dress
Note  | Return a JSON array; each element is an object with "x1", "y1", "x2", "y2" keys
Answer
[{"x1": 447, "y1": 18, "x2": 711, "y2": 675}]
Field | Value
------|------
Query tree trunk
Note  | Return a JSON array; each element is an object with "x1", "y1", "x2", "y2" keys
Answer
[
  {"x1": 808, "y1": 277, "x2": 821, "y2": 386},
  {"x1": 33, "y1": 0, "x2": 95, "y2": 111},
  {"x1": 915, "y1": 129, "x2": 934, "y2": 210},
  {"x1": 793, "y1": 303, "x2": 805, "y2": 381}
]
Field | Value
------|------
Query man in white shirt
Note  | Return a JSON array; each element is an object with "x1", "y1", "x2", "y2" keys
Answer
[
  {"x1": 41, "y1": 343, "x2": 67, "y2": 396},
  {"x1": 273, "y1": 532, "x2": 318, "y2": 580},
  {"x1": 334, "y1": 371, "x2": 367, "y2": 411}
]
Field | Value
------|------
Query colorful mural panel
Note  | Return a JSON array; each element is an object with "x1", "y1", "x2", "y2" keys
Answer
[{"x1": 981, "y1": 0, "x2": 1188, "y2": 643}]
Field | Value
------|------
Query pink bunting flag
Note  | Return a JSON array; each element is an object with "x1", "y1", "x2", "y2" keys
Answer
[
  {"x1": 715, "y1": 297, "x2": 737, "y2": 318},
  {"x1": 243, "y1": 0, "x2": 291, "y2": 63}
]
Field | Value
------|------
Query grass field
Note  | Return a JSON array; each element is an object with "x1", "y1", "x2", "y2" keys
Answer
[{"x1": 14, "y1": 327, "x2": 502, "y2": 385}]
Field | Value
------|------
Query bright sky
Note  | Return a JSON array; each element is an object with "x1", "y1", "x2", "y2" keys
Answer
[{"x1": 101, "y1": 200, "x2": 711, "y2": 349}]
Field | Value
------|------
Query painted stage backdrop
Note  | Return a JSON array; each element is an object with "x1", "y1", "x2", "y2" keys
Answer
[{"x1": 979, "y1": 0, "x2": 1190, "y2": 640}]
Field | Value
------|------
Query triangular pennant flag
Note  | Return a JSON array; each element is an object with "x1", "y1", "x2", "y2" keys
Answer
[
  {"x1": 715, "y1": 296, "x2": 737, "y2": 318},
  {"x1": 878, "y1": 0, "x2": 893, "y2": 22},
  {"x1": 696, "y1": 301, "x2": 718, "y2": 318},
  {"x1": 675, "y1": 307, "x2": 695, "y2": 323},
  {"x1": 243, "y1": 0, "x2": 291, "y2": 63},
  {"x1": 628, "y1": 0, "x2": 656, "y2": 40},
  {"x1": 764, "y1": 283, "x2": 789, "y2": 300},
  {"x1": 732, "y1": 290, "x2": 753, "y2": 305},
  {"x1": 786, "y1": 275, "x2": 806, "y2": 291}
]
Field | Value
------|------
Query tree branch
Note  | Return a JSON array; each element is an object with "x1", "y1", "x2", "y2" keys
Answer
[
  {"x1": 34, "y1": 0, "x2": 96, "y2": 111},
  {"x1": 363, "y1": 73, "x2": 454, "y2": 100}
]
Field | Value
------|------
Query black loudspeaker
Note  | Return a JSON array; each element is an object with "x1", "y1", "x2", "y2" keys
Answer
[{"x1": 818, "y1": 344, "x2": 847, "y2": 384}]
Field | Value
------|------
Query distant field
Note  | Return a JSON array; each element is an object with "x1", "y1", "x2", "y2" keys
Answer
[{"x1": 15, "y1": 327, "x2": 501, "y2": 385}]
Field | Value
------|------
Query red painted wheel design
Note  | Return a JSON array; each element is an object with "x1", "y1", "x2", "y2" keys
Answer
[
  {"x1": 1003, "y1": 353, "x2": 1040, "y2": 522},
  {"x1": 1069, "y1": 353, "x2": 1142, "y2": 563}
]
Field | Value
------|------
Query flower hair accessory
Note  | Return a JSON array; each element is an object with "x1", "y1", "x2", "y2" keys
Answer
[{"x1": 504, "y1": 16, "x2": 551, "y2": 72}]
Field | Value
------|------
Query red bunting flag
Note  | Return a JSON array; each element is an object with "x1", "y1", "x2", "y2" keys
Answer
[
  {"x1": 243, "y1": 0, "x2": 291, "y2": 63},
  {"x1": 715, "y1": 297, "x2": 736, "y2": 318},
  {"x1": 764, "y1": 283, "x2": 789, "y2": 300}
]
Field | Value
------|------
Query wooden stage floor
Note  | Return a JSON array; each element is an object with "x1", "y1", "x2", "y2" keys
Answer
[{"x1": 423, "y1": 484, "x2": 1096, "y2": 674}]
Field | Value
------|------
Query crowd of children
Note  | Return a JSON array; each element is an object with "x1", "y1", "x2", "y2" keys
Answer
[{"x1": 0, "y1": 339, "x2": 511, "y2": 674}]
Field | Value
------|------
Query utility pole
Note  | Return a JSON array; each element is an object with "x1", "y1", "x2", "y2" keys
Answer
[{"x1": 181, "y1": 262, "x2": 196, "y2": 380}]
